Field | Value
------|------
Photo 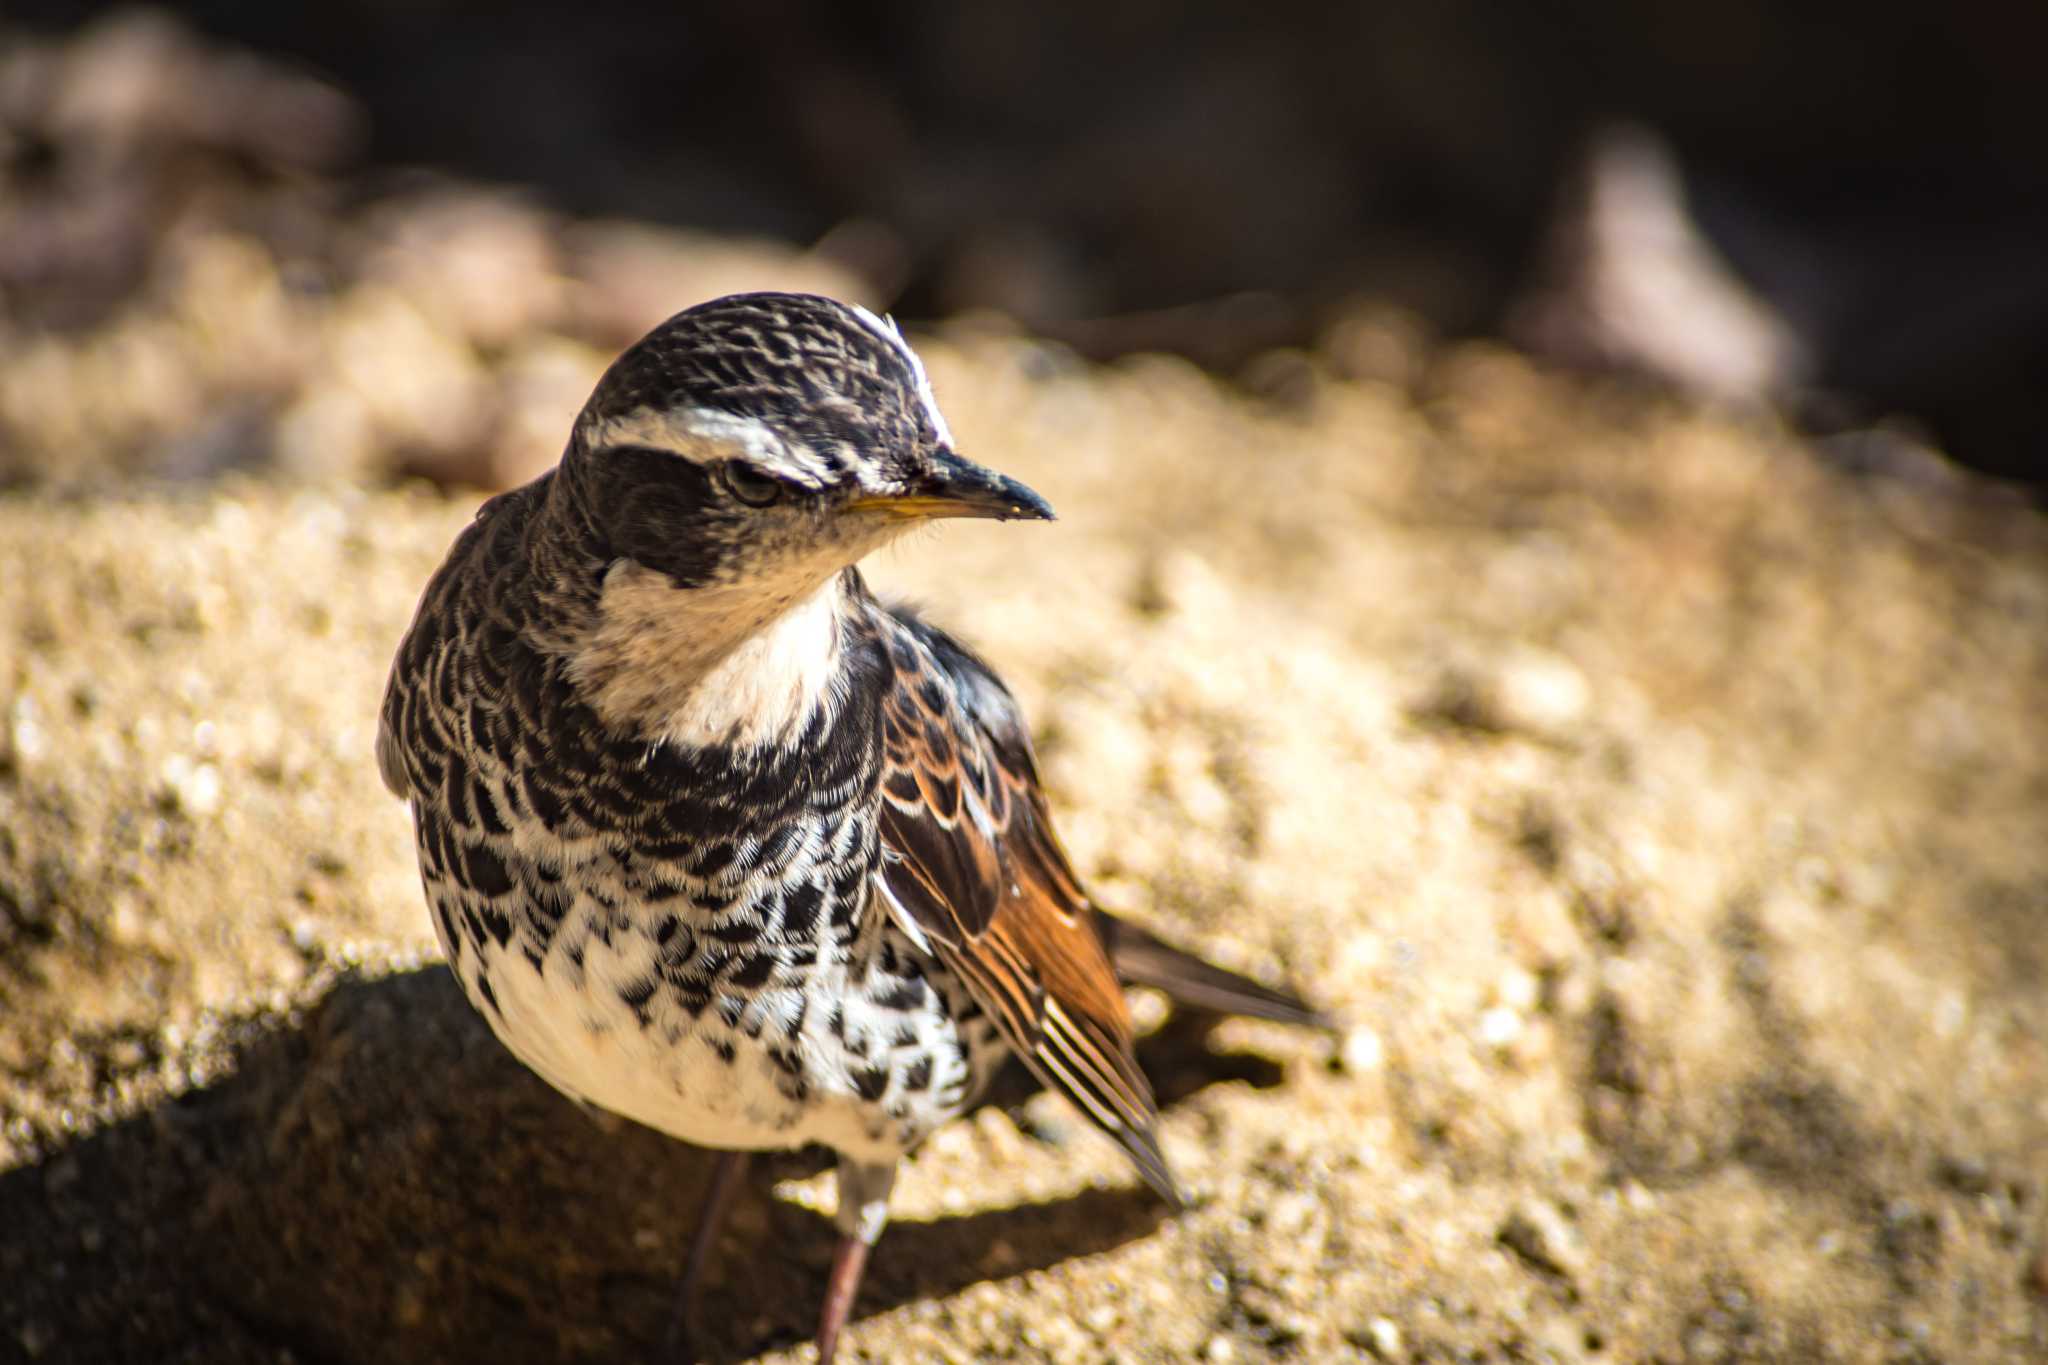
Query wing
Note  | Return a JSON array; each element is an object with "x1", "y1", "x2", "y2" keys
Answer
[{"x1": 872, "y1": 606, "x2": 1182, "y2": 1206}]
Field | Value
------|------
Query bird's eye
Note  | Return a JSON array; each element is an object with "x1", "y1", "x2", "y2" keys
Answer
[{"x1": 723, "y1": 462, "x2": 784, "y2": 507}]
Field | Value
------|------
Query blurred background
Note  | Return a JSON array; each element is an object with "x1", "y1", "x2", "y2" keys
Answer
[
  {"x1": 5, "y1": 8, "x2": 2048, "y2": 1363},
  {"x1": 4, "y1": 0, "x2": 2046, "y2": 493}
]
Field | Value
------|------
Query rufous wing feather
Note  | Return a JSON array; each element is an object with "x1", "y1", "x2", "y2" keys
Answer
[{"x1": 872, "y1": 611, "x2": 1182, "y2": 1205}]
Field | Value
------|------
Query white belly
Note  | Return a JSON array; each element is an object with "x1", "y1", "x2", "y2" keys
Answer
[
  {"x1": 473, "y1": 935, "x2": 805, "y2": 1152},
  {"x1": 447, "y1": 914, "x2": 976, "y2": 1168}
]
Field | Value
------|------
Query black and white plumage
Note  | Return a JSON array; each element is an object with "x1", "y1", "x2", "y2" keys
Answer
[{"x1": 376, "y1": 292, "x2": 1324, "y2": 1362}]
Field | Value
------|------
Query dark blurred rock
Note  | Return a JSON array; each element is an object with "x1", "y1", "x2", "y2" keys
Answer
[
  {"x1": 1507, "y1": 124, "x2": 1813, "y2": 407},
  {"x1": 0, "y1": 9, "x2": 362, "y2": 330}
]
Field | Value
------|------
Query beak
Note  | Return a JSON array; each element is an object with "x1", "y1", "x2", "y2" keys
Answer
[{"x1": 849, "y1": 449, "x2": 1056, "y2": 523}]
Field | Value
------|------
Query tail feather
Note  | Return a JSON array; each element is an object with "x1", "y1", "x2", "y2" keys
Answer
[{"x1": 1096, "y1": 914, "x2": 1333, "y2": 1031}]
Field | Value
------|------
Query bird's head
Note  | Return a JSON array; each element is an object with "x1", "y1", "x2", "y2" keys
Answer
[{"x1": 559, "y1": 292, "x2": 1053, "y2": 600}]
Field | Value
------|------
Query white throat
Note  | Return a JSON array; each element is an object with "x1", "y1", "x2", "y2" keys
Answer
[{"x1": 570, "y1": 561, "x2": 847, "y2": 749}]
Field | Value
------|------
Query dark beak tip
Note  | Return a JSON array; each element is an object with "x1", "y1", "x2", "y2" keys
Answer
[
  {"x1": 995, "y1": 474, "x2": 1056, "y2": 523},
  {"x1": 925, "y1": 448, "x2": 1055, "y2": 523}
]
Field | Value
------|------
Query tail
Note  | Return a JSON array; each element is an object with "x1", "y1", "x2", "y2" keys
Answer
[{"x1": 1095, "y1": 914, "x2": 1333, "y2": 1031}]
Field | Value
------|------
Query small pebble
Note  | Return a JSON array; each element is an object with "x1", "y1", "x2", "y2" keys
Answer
[
  {"x1": 1340, "y1": 1026, "x2": 1385, "y2": 1073},
  {"x1": 1477, "y1": 1006, "x2": 1523, "y2": 1049},
  {"x1": 1494, "y1": 649, "x2": 1590, "y2": 736},
  {"x1": 1497, "y1": 966, "x2": 1540, "y2": 1013}
]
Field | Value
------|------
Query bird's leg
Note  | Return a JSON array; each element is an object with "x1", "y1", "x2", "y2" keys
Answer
[
  {"x1": 816, "y1": 1157, "x2": 898, "y2": 1365},
  {"x1": 663, "y1": 1148, "x2": 750, "y2": 1360},
  {"x1": 816, "y1": 1237, "x2": 869, "y2": 1365}
]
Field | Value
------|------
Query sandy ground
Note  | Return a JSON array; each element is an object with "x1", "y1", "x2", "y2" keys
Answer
[{"x1": 3, "y1": 329, "x2": 2046, "y2": 1363}]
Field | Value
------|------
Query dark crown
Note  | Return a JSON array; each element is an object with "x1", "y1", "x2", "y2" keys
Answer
[{"x1": 574, "y1": 292, "x2": 954, "y2": 486}]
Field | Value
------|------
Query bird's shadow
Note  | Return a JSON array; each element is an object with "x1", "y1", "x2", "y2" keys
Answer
[{"x1": 0, "y1": 964, "x2": 1297, "y2": 1365}]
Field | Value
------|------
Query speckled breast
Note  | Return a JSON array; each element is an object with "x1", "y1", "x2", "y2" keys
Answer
[{"x1": 392, "y1": 634, "x2": 992, "y2": 1161}]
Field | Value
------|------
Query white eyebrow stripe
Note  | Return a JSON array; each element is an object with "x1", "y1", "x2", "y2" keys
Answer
[
  {"x1": 580, "y1": 404, "x2": 835, "y2": 487},
  {"x1": 849, "y1": 303, "x2": 956, "y2": 448}
]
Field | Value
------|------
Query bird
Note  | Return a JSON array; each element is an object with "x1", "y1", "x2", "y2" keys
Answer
[{"x1": 376, "y1": 291, "x2": 1326, "y2": 1362}]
